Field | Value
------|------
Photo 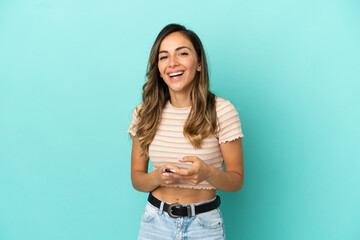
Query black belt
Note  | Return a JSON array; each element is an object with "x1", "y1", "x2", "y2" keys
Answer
[{"x1": 147, "y1": 193, "x2": 221, "y2": 218}]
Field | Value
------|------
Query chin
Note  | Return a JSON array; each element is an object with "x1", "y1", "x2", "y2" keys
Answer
[
  {"x1": 167, "y1": 82, "x2": 184, "y2": 91},
  {"x1": 169, "y1": 87, "x2": 185, "y2": 93}
]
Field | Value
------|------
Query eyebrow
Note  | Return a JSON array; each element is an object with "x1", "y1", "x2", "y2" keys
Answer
[{"x1": 159, "y1": 46, "x2": 192, "y2": 54}]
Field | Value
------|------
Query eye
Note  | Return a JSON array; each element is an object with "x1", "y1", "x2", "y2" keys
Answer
[
  {"x1": 159, "y1": 56, "x2": 168, "y2": 61},
  {"x1": 180, "y1": 52, "x2": 189, "y2": 56}
]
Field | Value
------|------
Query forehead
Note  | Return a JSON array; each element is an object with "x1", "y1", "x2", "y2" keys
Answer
[{"x1": 159, "y1": 32, "x2": 194, "y2": 51}]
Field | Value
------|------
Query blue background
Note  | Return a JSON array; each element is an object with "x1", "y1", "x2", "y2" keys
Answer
[{"x1": 1, "y1": 0, "x2": 359, "y2": 239}]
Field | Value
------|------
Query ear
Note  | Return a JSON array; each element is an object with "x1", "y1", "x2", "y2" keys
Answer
[{"x1": 197, "y1": 63, "x2": 201, "y2": 72}]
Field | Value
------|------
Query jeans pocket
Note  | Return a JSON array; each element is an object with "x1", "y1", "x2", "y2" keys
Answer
[
  {"x1": 141, "y1": 203, "x2": 157, "y2": 223},
  {"x1": 195, "y1": 208, "x2": 224, "y2": 229}
]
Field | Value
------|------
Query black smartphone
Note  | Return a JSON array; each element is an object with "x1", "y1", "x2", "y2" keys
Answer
[{"x1": 164, "y1": 168, "x2": 172, "y2": 173}]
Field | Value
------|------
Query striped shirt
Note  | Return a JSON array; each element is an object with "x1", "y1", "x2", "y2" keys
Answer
[{"x1": 128, "y1": 96, "x2": 244, "y2": 190}]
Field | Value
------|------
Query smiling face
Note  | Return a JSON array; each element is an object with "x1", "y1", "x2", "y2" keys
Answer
[{"x1": 158, "y1": 32, "x2": 201, "y2": 97}]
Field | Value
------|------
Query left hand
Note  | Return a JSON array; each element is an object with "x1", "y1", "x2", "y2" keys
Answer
[{"x1": 170, "y1": 156, "x2": 214, "y2": 186}]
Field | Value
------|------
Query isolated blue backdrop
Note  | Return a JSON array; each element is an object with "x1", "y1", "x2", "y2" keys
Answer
[{"x1": 1, "y1": 0, "x2": 359, "y2": 239}]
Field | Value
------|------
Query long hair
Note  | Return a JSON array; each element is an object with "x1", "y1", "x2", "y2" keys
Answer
[{"x1": 135, "y1": 23, "x2": 217, "y2": 156}]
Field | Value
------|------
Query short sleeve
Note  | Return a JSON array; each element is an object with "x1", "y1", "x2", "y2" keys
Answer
[
  {"x1": 127, "y1": 104, "x2": 142, "y2": 137},
  {"x1": 217, "y1": 100, "x2": 244, "y2": 143}
]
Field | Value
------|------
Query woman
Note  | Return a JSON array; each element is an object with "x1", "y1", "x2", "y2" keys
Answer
[{"x1": 128, "y1": 23, "x2": 244, "y2": 240}]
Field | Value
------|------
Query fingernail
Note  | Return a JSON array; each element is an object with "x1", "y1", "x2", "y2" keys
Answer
[
  {"x1": 177, "y1": 158, "x2": 183, "y2": 161},
  {"x1": 162, "y1": 173, "x2": 169, "y2": 176},
  {"x1": 170, "y1": 169, "x2": 176, "y2": 173}
]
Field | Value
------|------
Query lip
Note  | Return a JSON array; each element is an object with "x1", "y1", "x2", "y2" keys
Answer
[
  {"x1": 166, "y1": 70, "x2": 185, "y2": 81},
  {"x1": 167, "y1": 70, "x2": 185, "y2": 82},
  {"x1": 167, "y1": 69, "x2": 185, "y2": 74}
]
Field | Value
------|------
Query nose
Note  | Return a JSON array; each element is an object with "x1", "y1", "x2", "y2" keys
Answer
[{"x1": 168, "y1": 55, "x2": 179, "y2": 67}]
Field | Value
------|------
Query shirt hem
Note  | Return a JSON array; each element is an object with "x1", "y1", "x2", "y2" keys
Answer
[
  {"x1": 219, "y1": 135, "x2": 244, "y2": 144},
  {"x1": 160, "y1": 184, "x2": 216, "y2": 190}
]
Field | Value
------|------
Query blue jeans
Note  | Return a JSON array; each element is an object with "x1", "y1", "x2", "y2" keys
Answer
[{"x1": 138, "y1": 196, "x2": 225, "y2": 240}]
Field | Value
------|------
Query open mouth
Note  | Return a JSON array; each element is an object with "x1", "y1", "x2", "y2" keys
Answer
[{"x1": 168, "y1": 71, "x2": 184, "y2": 79}]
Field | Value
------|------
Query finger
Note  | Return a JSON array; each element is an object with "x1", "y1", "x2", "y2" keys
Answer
[
  {"x1": 165, "y1": 174, "x2": 195, "y2": 184},
  {"x1": 176, "y1": 159, "x2": 195, "y2": 169},
  {"x1": 162, "y1": 171, "x2": 182, "y2": 177},
  {"x1": 173, "y1": 168, "x2": 197, "y2": 176},
  {"x1": 163, "y1": 168, "x2": 177, "y2": 173},
  {"x1": 179, "y1": 156, "x2": 202, "y2": 165},
  {"x1": 160, "y1": 164, "x2": 180, "y2": 173},
  {"x1": 178, "y1": 156, "x2": 195, "y2": 163},
  {"x1": 162, "y1": 171, "x2": 186, "y2": 178},
  {"x1": 171, "y1": 168, "x2": 188, "y2": 176}
]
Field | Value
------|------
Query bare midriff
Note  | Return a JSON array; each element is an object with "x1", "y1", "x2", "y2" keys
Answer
[{"x1": 151, "y1": 186, "x2": 216, "y2": 204}]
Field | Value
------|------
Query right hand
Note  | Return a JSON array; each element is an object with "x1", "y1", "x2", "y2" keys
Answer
[{"x1": 154, "y1": 165, "x2": 180, "y2": 185}]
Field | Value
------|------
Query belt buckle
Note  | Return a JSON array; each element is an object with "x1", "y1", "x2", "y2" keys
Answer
[{"x1": 168, "y1": 203, "x2": 182, "y2": 218}]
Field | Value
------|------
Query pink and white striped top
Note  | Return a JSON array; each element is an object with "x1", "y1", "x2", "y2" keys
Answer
[{"x1": 128, "y1": 96, "x2": 244, "y2": 190}]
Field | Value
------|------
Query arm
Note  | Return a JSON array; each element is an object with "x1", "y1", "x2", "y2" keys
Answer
[
  {"x1": 206, "y1": 138, "x2": 244, "y2": 192},
  {"x1": 130, "y1": 137, "x2": 182, "y2": 192},
  {"x1": 130, "y1": 137, "x2": 157, "y2": 192},
  {"x1": 170, "y1": 138, "x2": 244, "y2": 192}
]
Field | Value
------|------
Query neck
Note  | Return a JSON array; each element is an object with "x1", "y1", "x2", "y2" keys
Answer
[{"x1": 169, "y1": 92, "x2": 191, "y2": 108}]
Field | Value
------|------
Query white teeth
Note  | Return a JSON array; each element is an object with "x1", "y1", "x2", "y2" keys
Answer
[{"x1": 169, "y1": 71, "x2": 184, "y2": 77}]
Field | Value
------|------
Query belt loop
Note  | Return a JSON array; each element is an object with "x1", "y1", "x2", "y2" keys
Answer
[
  {"x1": 159, "y1": 201, "x2": 165, "y2": 212},
  {"x1": 190, "y1": 204, "x2": 195, "y2": 217}
]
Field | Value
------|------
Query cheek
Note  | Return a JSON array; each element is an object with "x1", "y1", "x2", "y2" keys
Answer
[
  {"x1": 187, "y1": 61, "x2": 198, "y2": 74},
  {"x1": 188, "y1": 58, "x2": 198, "y2": 70}
]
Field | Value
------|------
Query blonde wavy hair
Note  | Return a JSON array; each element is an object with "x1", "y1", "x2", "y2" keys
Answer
[{"x1": 135, "y1": 24, "x2": 217, "y2": 156}]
